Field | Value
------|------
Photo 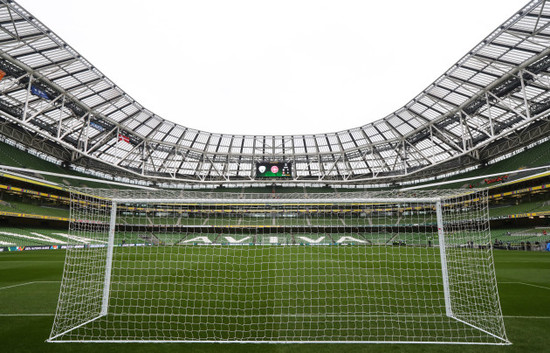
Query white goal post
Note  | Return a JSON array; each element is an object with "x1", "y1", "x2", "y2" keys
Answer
[{"x1": 48, "y1": 188, "x2": 509, "y2": 344}]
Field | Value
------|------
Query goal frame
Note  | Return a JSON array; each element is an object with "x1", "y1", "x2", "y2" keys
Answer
[{"x1": 48, "y1": 190, "x2": 510, "y2": 345}]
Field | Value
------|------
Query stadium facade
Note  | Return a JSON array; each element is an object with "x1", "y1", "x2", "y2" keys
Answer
[{"x1": 0, "y1": 0, "x2": 549, "y2": 187}]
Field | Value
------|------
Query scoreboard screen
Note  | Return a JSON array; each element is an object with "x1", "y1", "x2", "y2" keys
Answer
[{"x1": 256, "y1": 162, "x2": 292, "y2": 178}]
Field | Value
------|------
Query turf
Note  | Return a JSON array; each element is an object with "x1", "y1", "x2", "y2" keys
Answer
[
  {"x1": 0, "y1": 250, "x2": 548, "y2": 352},
  {"x1": 54, "y1": 246, "x2": 490, "y2": 343}
]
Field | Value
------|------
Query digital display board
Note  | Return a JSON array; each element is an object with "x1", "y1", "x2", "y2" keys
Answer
[{"x1": 256, "y1": 162, "x2": 292, "y2": 178}]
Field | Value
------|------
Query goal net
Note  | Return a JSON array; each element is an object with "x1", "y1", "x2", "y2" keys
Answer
[{"x1": 48, "y1": 188, "x2": 508, "y2": 344}]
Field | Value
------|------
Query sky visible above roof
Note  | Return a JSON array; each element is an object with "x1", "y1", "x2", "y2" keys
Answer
[{"x1": 19, "y1": 0, "x2": 527, "y2": 136}]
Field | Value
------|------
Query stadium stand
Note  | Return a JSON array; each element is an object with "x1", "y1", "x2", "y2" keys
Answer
[
  {"x1": 0, "y1": 1, "x2": 549, "y2": 252},
  {"x1": 0, "y1": 140, "x2": 146, "y2": 189},
  {"x1": 1, "y1": 140, "x2": 550, "y2": 248},
  {"x1": 419, "y1": 138, "x2": 550, "y2": 190}
]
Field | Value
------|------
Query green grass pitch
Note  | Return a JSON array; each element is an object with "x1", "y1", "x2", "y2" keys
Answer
[
  {"x1": 53, "y1": 246, "x2": 478, "y2": 343},
  {"x1": 0, "y1": 249, "x2": 548, "y2": 352}
]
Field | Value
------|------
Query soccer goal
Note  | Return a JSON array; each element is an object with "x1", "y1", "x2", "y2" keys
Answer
[{"x1": 48, "y1": 188, "x2": 509, "y2": 344}]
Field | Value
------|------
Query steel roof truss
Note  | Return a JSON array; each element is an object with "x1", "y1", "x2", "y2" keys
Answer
[
  {"x1": 404, "y1": 139, "x2": 433, "y2": 166},
  {"x1": 84, "y1": 125, "x2": 118, "y2": 155},
  {"x1": 430, "y1": 124, "x2": 464, "y2": 154},
  {"x1": 487, "y1": 89, "x2": 528, "y2": 122}
]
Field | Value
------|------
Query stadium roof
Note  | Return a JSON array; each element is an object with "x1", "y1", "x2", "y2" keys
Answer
[{"x1": 0, "y1": 0, "x2": 550, "y2": 185}]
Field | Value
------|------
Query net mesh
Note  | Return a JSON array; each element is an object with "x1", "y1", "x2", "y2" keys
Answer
[{"x1": 49, "y1": 189, "x2": 508, "y2": 344}]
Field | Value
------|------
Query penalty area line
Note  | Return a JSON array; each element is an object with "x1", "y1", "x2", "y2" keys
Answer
[
  {"x1": 0, "y1": 280, "x2": 61, "y2": 291},
  {"x1": 499, "y1": 281, "x2": 550, "y2": 291},
  {"x1": 504, "y1": 315, "x2": 550, "y2": 319},
  {"x1": 0, "y1": 313, "x2": 54, "y2": 316}
]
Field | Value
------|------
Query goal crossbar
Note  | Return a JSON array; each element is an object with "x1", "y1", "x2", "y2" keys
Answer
[{"x1": 111, "y1": 197, "x2": 442, "y2": 204}]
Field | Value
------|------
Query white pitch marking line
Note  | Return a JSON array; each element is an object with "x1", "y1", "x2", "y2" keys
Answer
[
  {"x1": 504, "y1": 315, "x2": 550, "y2": 319},
  {"x1": 0, "y1": 280, "x2": 60, "y2": 291},
  {"x1": 0, "y1": 313, "x2": 54, "y2": 316},
  {"x1": 500, "y1": 281, "x2": 550, "y2": 290}
]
